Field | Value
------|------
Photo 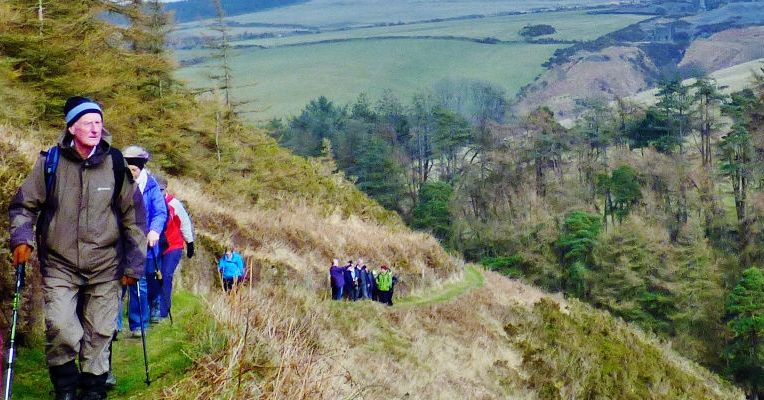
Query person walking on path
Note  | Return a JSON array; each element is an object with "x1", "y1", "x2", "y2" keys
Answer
[
  {"x1": 355, "y1": 259, "x2": 369, "y2": 299},
  {"x1": 343, "y1": 260, "x2": 358, "y2": 301},
  {"x1": 366, "y1": 264, "x2": 377, "y2": 301},
  {"x1": 329, "y1": 258, "x2": 345, "y2": 300},
  {"x1": 122, "y1": 145, "x2": 167, "y2": 337},
  {"x1": 219, "y1": 246, "x2": 245, "y2": 291},
  {"x1": 375, "y1": 265, "x2": 394, "y2": 306},
  {"x1": 9, "y1": 96, "x2": 146, "y2": 400},
  {"x1": 153, "y1": 175, "x2": 195, "y2": 322}
]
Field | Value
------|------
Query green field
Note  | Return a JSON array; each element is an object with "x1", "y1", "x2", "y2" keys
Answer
[
  {"x1": 175, "y1": 39, "x2": 561, "y2": 121},
  {"x1": 234, "y1": 10, "x2": 647, "y2": 48},
  {"x1": 173, "y1": 3, "x2": 648, "y2": 122},
  {"x1": 170, "y1": 25, "x2": 297, "y2": 43},
  {"x1": 223, "y1": 0, "x2": 627, "y2": 28}
]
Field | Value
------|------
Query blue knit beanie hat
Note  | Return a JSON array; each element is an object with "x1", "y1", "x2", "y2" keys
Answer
[{"x1": 63, "y1": 96, "x2": 103, "y2": 127}]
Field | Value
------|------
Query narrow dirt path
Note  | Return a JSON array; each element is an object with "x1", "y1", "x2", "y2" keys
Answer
[{"x1": 396, "y1": 264, "x2": 484, "y2": 307}]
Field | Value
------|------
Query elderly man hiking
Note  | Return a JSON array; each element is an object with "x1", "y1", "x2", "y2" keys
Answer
[{"x1": 8, "y1": 96, "x2": 147, "y2": 400}]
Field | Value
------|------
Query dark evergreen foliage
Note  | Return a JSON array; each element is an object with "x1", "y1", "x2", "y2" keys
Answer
[{"x1": 519, "y1": 24, "x2": 556, "y2": 38}]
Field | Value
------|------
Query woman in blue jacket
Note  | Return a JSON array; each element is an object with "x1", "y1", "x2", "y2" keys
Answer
[
  {"x1": 123, "y1": 145, "x2": 167, "y2": 336},
  {"x1": 219, "y1": 246, "x2": 245, "y2": 291}
]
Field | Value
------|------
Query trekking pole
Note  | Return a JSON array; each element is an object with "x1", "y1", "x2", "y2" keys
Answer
[
  {"x1": 135, "y1": 282, "x2": 151, "y2": 386},
  {"x1": 3, "y1": 263, "x2": 26, "y2": 400}
]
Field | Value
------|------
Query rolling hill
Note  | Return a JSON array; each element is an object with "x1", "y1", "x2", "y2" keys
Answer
[{"x1": 0, "y1": 1, "x2": 756, "y2": 398}]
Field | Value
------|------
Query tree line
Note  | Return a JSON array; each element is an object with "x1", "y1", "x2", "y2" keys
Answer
[{"x1": 272, "y1": 73, "x2": 764, "y2": 398}]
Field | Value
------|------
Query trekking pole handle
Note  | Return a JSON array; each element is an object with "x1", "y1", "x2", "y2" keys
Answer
[{"x1": 14, "y1": 264, "x2": 25, "y2": 290}]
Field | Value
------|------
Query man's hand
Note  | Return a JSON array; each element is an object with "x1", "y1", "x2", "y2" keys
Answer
[
  {"x1": 147, "y1": 230, "x2": 160, "y2": 247},
  {"x1": 12, "y1": 244, "x2": 32, "y2": 266},
  {"x1": 186, "y1": 242, "x2": 195, "y2": 258},
  {"x1": 121, "y1": 276, "x2": 138, "y2": 286}
]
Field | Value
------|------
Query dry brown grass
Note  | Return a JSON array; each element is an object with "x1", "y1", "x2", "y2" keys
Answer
[
  {"x1": 1, "y1": 125, "x2": 743, "y2": 399},
  {"x1": 172, "y1": 176, "x2": 460, "y2": 297}
]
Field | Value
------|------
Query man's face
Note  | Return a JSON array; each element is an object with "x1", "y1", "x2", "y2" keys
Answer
[{"x1": 68, "y1": 113, "x2": 102, "y2": 150}]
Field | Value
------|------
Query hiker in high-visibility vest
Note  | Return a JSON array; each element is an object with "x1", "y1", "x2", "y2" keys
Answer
[{"x1": 375, "y1": 265, "x2": 394, "y2": 306}]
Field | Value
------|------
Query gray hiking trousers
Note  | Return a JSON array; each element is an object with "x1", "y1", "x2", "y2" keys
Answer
[{"x1": 43, "y1": 276, "x2": 119, "y2": 375}]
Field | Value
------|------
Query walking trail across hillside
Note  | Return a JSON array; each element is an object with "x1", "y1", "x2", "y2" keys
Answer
[
  {"x1": 8, "y1": 264, "x2": 485, "y2": 398},
  {"x1": 396, "y1": 264, "x2": 484, "y2": 307}
]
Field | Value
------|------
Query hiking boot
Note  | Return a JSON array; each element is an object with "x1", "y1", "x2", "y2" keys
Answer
[
  {"x1": 50, "y1": 360, "x2": 79, "y2": 400},
  {"x1": 53, "y1": 391, "x2": 77, "y2": 400},
  {"x1": 80, "y1": 372, "x2": 107, "y2": 400},
  {"x1": 105, "y1": 369, "x2": 117, "y2": 390},
  {"x1": 80, "y1": 391, "x2": 106, "y2": 400}
]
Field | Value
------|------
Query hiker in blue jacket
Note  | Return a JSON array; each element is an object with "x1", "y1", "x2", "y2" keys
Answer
[
  {"x1": 122, "y1": 145, "x2": 167, "y2": 337},
  {"x1": 219, "y1": 246, "x2": 245, "y2": 291}
]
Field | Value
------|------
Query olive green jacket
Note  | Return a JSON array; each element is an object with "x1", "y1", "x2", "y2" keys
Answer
[{"x1": 9, "y1": 129, "x2": 147, "y2": 283}]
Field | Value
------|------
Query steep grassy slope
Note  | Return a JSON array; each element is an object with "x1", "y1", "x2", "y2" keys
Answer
[
  {"x1": 678, "y1": 26, "x2": 764, "y2": 74},
  {"x1": 629, "y1": 58, "x2": 764, "y2": 107},
  {"x1": 0, "y1": 3, "x2": 747, "y2": 396},
  {"x1": 0, "y1": 124, "x2": 744, "y2": 399}
]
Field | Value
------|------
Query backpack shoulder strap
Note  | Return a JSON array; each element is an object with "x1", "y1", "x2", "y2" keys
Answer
[
  {"x1": 42, "y1": 145, "x2": 60, "y2": 207},
  {"x1": 108, "y1": 147, "x2": 130, "y2": 206}
]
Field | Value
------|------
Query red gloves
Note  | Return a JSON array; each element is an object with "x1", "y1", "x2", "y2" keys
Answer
[
  {"x1": 12, "y1": 244, "x2": 32, "y2": 266},
  {"x1": 121, "y1": 276, "x2": 138, "y2": 286}
]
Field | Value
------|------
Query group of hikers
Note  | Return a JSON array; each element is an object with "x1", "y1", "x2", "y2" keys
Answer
[
  {"x1": 329, "y1": 258, "x2": 397, "y2": 305},
  {"x1": 3, "y1": 95, "x2": 401, "y2": 400},
  {"x1": 8, "y1": 97, "x2": 196, "y2": 400}
]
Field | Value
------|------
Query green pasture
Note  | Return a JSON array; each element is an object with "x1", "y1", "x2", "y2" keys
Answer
[
  {"x1": 174, "y1": 39, "x2": 561, "y2": 121},
  {"x1": 170, "y1": 25, "x2": 297, "y2": 42},
  {"x1": 235, "y1": 11, "x2": 648, "y2": 48},
  {"x1": 224, "y1": 0, "x2": 625, "y2": 28}
]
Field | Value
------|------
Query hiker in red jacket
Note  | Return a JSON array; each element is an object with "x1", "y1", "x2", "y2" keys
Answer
[{"x1": 154, "y1": 175, "x2": 195, "y2": 322}]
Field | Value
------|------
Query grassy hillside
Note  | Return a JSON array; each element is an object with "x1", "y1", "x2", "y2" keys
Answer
[
  {"x1": 629, "y1": 58, "x2": 764, "y2": 106},
  {"x1": 176, "y1": 40, "x2": 561, "y2": 121},
  {"x1": 0, "y1": 87, "x2": 745, "y2": 400},
  {"x1": 0, "y1": 2, "x2": 749, "y2": 398}
]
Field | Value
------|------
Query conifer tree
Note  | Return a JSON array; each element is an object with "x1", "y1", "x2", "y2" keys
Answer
[
  {"x1": 724, "y1": 267, "x2": 764, "y2": 400},
  {"x1": 692, "y1": 76, "x2": 725, "y2": 168}
]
